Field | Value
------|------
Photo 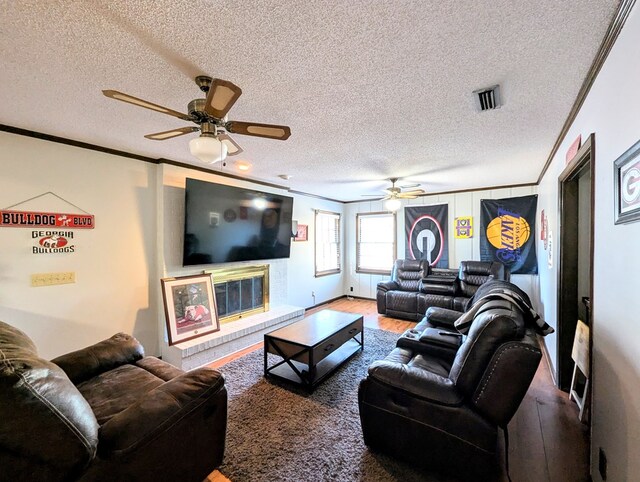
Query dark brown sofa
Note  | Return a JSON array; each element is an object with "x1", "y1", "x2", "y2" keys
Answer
[
  {"x1": 360, "y1": 280, "x2": 543, "y2": 478},
  {"x1": 0, "y1": 322, "x2": 227, "y2": 482},
  {"x1": 376, "y1": 259, "x2": 509, "y2": 320}
]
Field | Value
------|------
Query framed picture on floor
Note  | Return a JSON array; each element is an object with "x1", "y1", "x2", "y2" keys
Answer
[
  {"x1": 161, "y1": 274, "x2": 219, "y2": 345},
  {"x1": 614, "y1": 139, "x2": 640, "y2": 224}
]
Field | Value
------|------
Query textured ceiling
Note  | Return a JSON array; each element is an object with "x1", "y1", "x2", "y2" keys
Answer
[{"x1": 0, "y1": 0, "x2": 618, "y2": 201}]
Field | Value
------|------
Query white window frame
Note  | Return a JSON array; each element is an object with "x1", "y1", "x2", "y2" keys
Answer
[
  {"x1": 356, "y1": 212, "x2": 397, "y2": 275},
  {"x1": 314, "y1": 210, "x2": 341, "y2": 277}
]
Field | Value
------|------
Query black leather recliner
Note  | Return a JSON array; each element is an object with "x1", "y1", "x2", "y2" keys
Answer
[
  {"x1": 359, "y1": 281, "x2": 542, "y2": 477},
  {"x1": 0, "y1": 322, "x2": 227, "y2": 482},
  {"x1": 376, "y1": 259, "x2": 430, "y2": 320},
  {"x1": 452, "y1": 260, "x2": 509, "y2": 311}
]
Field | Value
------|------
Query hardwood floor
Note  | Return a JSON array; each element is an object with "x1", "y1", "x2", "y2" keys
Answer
[{"x1": 206, "y1": 298, "x2": 589, "y2": 482}]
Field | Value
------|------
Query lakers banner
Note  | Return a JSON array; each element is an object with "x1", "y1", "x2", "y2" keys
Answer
[
  {"x1": 480, "y1": 195, "x2": 537, "y2": 274},
  {"x1": 405, "y1": 204, "x2": 449, "y2": 268}
]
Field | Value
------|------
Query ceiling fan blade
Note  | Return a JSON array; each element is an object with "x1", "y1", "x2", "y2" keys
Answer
[
  {"x1": 226, "y1": 121, "x2": 291, "y2": 140},
  {"x1": 102, "y1": 90, "x2": 192, "y2": 121},
  {"x1": 218, "y1": 133, "x2": 243, "y2": 156},
  {"x1": 399, "y1": 182, "x2": 421, "y2": 189},
  {"x1": 399, "y1": 189, "x2": 426, "y2": 197},
  {"x1": 144, "y1": 126, "x2": 199, "y2": 141},
  {"x1": 204, "y1": 79, "x2": 242, "y2": 118}
]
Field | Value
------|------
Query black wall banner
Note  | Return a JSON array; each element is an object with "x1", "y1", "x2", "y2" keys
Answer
[
  {"x1": 405, "y1": 204, "x2": 449, "y2": 268},
  {"x1": 480, "y1": 195, "x2": 538, "y2": 274}
]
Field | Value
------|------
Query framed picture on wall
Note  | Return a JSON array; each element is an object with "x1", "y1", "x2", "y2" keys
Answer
[
  {"x1": 294, "y1": 224, "x2": 308, "y2": 241},
  {"x1": 161, "y1": 274, "x2": 220, "y2": 345},
  {"x1": 614, "y1": 139, "x2": 640, "y2": 224}
]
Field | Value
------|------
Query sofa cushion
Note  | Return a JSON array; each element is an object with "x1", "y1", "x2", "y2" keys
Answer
[
  {"x1": 449, "y1": 301, "x2": 524, "y2": 397},
  {"x1": 392, "y1": 259, "x2": 428, "y2": 291},
  {"x1": 78, "y1": 364, "x2": 164, "y2": 425},
  {"x1": 385, "y1": 290, "x2": 417, "y2": 314},
  {"x1": 417, "y1": 293, "x2": 453, "y2": 313},
  {"x1": 52, "y1": 333, "x2": 144, "y2": 384},
  {"x1": 458, "y1": 261, "x2": 505, "y2": 297}
]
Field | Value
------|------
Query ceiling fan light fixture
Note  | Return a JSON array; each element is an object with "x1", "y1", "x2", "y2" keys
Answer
[
  {"x1": 235, "y1": 160, "x2": 251, "y2": 171},
  {"x1": 385, "y1": 198, "x2": 402, "y2": 211},
  {"x1": 189, "y1": 135, "x2": 227, "y2": 164}
]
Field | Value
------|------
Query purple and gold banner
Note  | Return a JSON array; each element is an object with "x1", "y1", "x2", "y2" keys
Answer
[{"x1": 480, "y1": 195, "x2": 537, "y2": 274}]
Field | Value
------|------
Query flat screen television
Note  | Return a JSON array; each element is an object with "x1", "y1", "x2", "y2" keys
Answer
[{"x1": 183, "y1": 178, "x2": 294, "y2": 265}]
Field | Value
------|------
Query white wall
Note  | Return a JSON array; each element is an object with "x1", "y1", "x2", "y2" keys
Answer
[
  {"x1": 0, "y1": 132, "x2": 346, "y2": 359},
  {"x1": 156, "y1": 164, "x2": 345, "y2": 351},
  {"x1": 0, "y1": 132, "x2": 158, "y2": 358},
  {"x1": 287, "y1": 194, "x2": 345, "y2": 308},
  {"x1": 344, "y1": 186, "x2": 539, "y2": 300},
  {"x1": 537, "y1": 5, "x2": 640, "y2": 480}
]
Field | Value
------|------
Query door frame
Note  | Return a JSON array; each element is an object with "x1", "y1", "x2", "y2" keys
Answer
[{"x1": 557, "y1": 133, "x2": 595, "y2": 393}]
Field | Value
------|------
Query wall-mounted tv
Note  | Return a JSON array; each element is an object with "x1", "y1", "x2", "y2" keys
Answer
[{"x1": 183, "y1": 178, "x2": 294, "y2": 265}]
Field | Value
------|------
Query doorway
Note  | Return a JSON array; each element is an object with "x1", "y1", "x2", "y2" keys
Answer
[{"x1": 557, "y1": 134, "x2": 594, "y2": 410}]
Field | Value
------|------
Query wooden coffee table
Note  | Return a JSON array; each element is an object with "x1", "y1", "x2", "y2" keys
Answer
[{"x1": 264, "y1": 309, "x2": 364, "y2": 391}]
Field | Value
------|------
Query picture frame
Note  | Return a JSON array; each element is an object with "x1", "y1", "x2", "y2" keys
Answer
[
  {"x1": 294, "y1": 224, "x2": 308, "y2": 241},
  {"x1": 614, "y1": 139, "x2": 640, "y2": 225},
  {"x1": 161, "y1": 274, "x2": 220, "y2": 346}
]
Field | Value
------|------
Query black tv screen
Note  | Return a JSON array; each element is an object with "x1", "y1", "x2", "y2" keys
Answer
[{"x1": 183, "y1": 178, "x2": 294, "y2": 265}]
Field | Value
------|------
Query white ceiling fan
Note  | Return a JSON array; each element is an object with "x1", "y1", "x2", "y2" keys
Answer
[{"x1": 362, "y1": 178, "x2": 426, "y2": 210}]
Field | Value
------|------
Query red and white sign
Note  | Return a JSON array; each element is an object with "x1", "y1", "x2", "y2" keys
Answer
[
  {"x1": 566, "y1": 135, "x2": 582, "y2": 164},
  {"x1": 0, "y1": 210, "x2": 94, "y2": 229},
  {"x1": 32, "y1": 230, "x2": 76, "y2": 254}
]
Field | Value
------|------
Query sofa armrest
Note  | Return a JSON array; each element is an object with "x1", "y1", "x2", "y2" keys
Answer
[
  {"x1": 367, "y1": 360, "x2": 463, "y2": 406},
  {"x1": 377, "y1": 280, "x2": 399, "y2": 293},
  {"x1": 425, "y1": 306, "x2": 463, "y2": 328},
  {"x1": 51, "y1": 333, "x2": 144, "y2": 384}
]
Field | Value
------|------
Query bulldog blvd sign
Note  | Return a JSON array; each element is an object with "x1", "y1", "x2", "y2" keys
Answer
[{"x1": 0, "y1": 210, "x2": 94, "y2": 229}]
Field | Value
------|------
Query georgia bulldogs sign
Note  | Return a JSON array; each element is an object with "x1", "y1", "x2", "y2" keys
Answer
[
  {"x1": 0, "y1": 210, "x2": 94, "y2": 229},
  {"x1": 32, "y1": 230, "x2": 75, "y2": 254}
]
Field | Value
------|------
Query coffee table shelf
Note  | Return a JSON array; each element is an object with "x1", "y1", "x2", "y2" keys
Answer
[{"x1": 264, "y1": 310, "x2": 364, "y2": 391}]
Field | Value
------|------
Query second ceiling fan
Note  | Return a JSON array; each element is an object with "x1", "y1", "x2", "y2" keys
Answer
[
  {"x1": 379, "y1": 178, "x2": 425, "y2": 201},
  {"x1": 363, "y1": 178, "x2": 426, "y2": 210},
  {"x1": 103, "y1": 76, "x2": 291, "y2": 164}
]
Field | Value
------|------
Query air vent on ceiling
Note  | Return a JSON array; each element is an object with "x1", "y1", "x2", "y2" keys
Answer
[{"x1": 473, "y1": 85, "x2": 501, "y2": 112}]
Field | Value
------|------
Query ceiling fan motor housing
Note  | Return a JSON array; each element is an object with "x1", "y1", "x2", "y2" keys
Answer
[{"x1": 188, "y1": 98, "x2": 229, "y2": 129}]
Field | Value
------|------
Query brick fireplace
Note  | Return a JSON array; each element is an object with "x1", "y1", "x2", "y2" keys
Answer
[{"x1": 162, "y1": 262, "x2": 304, "y2": 370}]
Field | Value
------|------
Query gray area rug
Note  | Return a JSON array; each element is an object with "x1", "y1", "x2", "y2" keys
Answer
[{"x1": 217, "y1": 327, "x2": 454, "y2": 482}]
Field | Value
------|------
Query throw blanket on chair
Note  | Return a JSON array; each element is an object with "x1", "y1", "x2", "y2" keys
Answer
[{"x1": 454, "y1": 287, "x2": 554, "y2": 336}]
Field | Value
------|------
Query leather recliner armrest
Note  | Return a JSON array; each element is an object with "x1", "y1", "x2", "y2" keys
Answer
[
  {"x1": 425, "y1": 306, "x2": 463, "y2": 329},
  {"x1": 52, "y1": 333, "x2": 145, "y2": 384},
  {"x1": 367, "y1": 360, "x2": 463, "y2": 406},
  {"x1": 98, "y1": 368, "x2": 226, "y2": 456},
  {"x1": 377, "y1": 280, "x2": 399, "y2": 292}
]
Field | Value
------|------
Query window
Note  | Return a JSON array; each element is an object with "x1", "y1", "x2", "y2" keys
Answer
[
  {"x1": 315, "y1": 210, "x2": 341, "y2": 276},
  {"x1": 356, "y1": 212, "x2": 396, "y2": 274}
]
